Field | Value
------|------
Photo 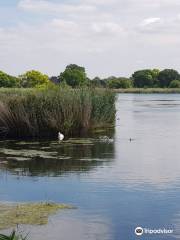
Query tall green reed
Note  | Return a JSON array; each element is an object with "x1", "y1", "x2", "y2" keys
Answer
[{"x1": 0, "y1": 87, "x2": 116, "y2": 138}]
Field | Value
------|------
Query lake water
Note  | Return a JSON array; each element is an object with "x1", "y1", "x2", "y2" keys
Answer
[{"x1": 1, "y1": 94, "x2": 180, "y2": 240}]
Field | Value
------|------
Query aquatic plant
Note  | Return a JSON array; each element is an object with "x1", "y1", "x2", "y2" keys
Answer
[
  {"x1": 0, "y1": 87, "x2": 116, "y2": 138},
  {"x1": 0, "y1": 230, "x2": 27, "y2": 240},
  {"x1": 0, "y1": 202, "x2": 73, "y2": 230}
]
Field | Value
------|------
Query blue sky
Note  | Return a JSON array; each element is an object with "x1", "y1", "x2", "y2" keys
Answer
[{"x1": 0, "y1": 0, "x2": 180, "y2": 78}]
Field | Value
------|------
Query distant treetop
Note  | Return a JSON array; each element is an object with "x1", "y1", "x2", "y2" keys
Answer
[
  {"x1": 0, "y1": 66, "x2": 180, "y2": 89},
  {"x1": 19, "y1": 70, "x2": 49, "y2": 88},
  {"x1": 59, "y1": 64, "x2": 88, "y2": 87}
]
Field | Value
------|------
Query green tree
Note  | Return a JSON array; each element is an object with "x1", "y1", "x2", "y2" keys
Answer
[
  {"x1": 169, "y1": 80, "x2": 180, "y2": 88},
  {"x1": 151, "y1": 69, "x2": 160, "y2": 87},
  {"x1": 59, "y1": 64, "x2": 88, "y2": 87},
  {"x1": 19, "y1": 70, "x2": 49, "y2": 88},
  {"x1": 0, "y1": 71, "x2": 19, "y2": 88},
  {"x1": 107, "y1": 77, "x2": 133, "y2": 89},
  {"x1": 132, "y1": 69, "x2": 157, "y2": 88},
  {"x1": 90, "y1": 77, "x2": 107, "y2": 88},
  {"x1": 158, "y1": 69, "x2": 180, "y2": 87}
]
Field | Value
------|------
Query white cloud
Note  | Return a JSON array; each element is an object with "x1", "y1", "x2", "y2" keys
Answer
[
  {"x1": 1, "y1": 0, "x2": 180, "y2": 77},
  {"x1": 18, "y1": 0, "x2": 96, "y2": 14},
  {"x1": 51, "y1": 19, "x2": 78, "y2": 31},
  {"x1": 0, "y1": 16, "x2": 126, "y2": 77},
  {"x1": 137, "y1": 17, "x2": 163, "y2": 33},
  {"x1": 140, "y1": 17, "x2": 161, "y2": 26},
  {"x1": 83, "y1": 0, "x2": 118, "y2": 5},
  {"x1": 177, "y1": 14, "x2": 180, "y2": 20},
  {"x1": 91, "y1": 22, "x2": 123, "y2": 34},
  {"x1": 137, "y1": 16, "x2": 180, "y2": 34}
]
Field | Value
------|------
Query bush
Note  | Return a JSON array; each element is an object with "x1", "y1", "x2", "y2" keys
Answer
[
  {"x1": 90, "y1": 77, "x2": 107, "y2": 88},
  {"x1": 169, "y1": 80, "x2": 180, "y2": 88},
  {"x1": 132, "y1": 69, "x2": 157, "y2": 88},
  {"x1": 0, "y1": 71, "x2": 20, "y2": 88},
  {"x1": 19, "y1": 70, "x2": 49, "y2": 88},
  {"x1": 158, "y1": 69, "x2": 180, "y2": 87},
  {"x1": 107, "y1": 77, "x2": 132, "y2": 89}
]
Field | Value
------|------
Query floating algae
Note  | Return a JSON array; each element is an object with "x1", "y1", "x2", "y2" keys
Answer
[
  {"x1": 16, "y1": 141, "x2": 41, "y2": 145},
  {"x1": 0, "y1": 149, "x2": 58, "y2": 160},
  {"x1": 0, "y1": 202, "x2": 74, "y2": 230},
  {"x1": 55, "y1": 138, "x2": 94, "y2": 146},
  {"x1": 6, "y1": 157, "x2": 31, "y2": 161}
]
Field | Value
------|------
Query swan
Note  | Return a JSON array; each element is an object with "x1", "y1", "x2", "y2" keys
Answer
[{"x1": 58, "y1": 132, "x2": 64, "y2": 141}]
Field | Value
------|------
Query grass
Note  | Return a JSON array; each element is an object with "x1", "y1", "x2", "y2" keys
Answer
[
  {"x1": 0, "y1": 202, "x2": 74, "y2": 230},
  {"x1": 0, "y1": 87, "x2": 116, "y2": 138},
  {"x1": 113, "y1": 88, "x2": 180, "y2": 93},
  {"x1": 0, "y1": 230, "x2": 27, "y2": 240}
]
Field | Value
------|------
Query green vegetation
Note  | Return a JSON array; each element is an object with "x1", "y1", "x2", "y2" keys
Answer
[
  {"x1": 19, "y1": 70, "x2": 49, "y2": 88},
  {"x1": 90, "y1": 77, "x2": 106, "y2": 88},
  {"x1": 131, "y1": 68, "x2": 180, "y2": 88},
  {"x1": 113, "y1": 88, "x2": 180, "y2": 93},
  {"x1": 132, "y1": 69, "x2": 160, "y2": 88},
  {"x1": 59, "y1": 64, "x2": 88, "y2": 87},
  {"x1": 0, "y1": 230, "x2": 27, "y2": 240},
  {"x1": 0, "y1": 65, "x2": 180, "y2": 89},
  {"x1": 0, "y1": 202, "x2": 73, "y2": 230},
  {"x1": 169, "y1": 80, "x2": 180, "y2": 88},
  {"x1": 0, "y1": 64, "x2": 179, "y2": 139},
  {"x1": 0, "y1": 71, "x2": 20, "y2": 88},
  {"x1": 93, "y1": 68, "x2": 180, "y2": 89},
  {"x1": 0, "y1": 87, "x2": 115, "y2": 138},
  {"x1": 158, "y1": 69, "x2": 180, "y2": 87},
  {"x1": 0, "y1": 137, "x2": 114, "y2": 177},
  {"x1": 107, "y1": 77, "x2": 133, "y2": 89}
]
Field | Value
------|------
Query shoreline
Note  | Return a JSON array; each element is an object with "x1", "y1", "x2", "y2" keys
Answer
[{"x1": 112, "y1": 88, "x2": 180, "y2": 93}]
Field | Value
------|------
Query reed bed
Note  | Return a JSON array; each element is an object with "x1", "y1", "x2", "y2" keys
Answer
[{"x1": 0, "y1": 87, "x2": 116, "y2": 138}]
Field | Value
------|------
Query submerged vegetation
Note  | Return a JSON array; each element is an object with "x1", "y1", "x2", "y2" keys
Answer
[
  {"x1": 0, "y1": 136, "x2": 114, "y2": 177},
  {"x1": 0, "y1": 87, "x2": 116, "y2": 138},
  {"x1": 0, "y1": 202, "x2": 73, "y2": 230}
]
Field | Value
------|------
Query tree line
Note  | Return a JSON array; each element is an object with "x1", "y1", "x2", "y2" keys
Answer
[{"x1": 1, "y1": 64, "x2": 180, "y2": 88}]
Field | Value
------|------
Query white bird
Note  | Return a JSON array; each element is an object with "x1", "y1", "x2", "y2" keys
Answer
[
  {"x1": 58, "y1": 132, "x2": 64, "y2": 141},
  {"x1": 99, "y1": 136, "x2": 114, "y2": 143}
]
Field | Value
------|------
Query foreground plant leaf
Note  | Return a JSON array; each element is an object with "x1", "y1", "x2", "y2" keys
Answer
[{"x1": 0, "y1": 230, "x2": 27, "y2": 240}]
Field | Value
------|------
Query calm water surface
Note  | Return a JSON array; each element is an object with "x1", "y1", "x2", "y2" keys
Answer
[{"x1": 1, "y1": 94, "x2": 180, "y2": 240}]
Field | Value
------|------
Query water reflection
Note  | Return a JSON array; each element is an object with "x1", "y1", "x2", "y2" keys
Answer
[
  {"x1": 1, "y1": 94, "x2": 180, "y2": 240},
  {"x1": 113, "y1": 94, "x2": 180, "y2": 189},
  {"x1": 0, "y1": 212, "x2": 113, "y2": 240},
  {"x1": 0, "y1": 138, "x2": 114, "y2": 177}
]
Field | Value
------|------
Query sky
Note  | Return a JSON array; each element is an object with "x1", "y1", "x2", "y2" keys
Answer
[{"x1": 0, "y1": 0, "x2": 180, "y2": 78}]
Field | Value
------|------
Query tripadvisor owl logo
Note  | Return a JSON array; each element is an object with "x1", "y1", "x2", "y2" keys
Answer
[{"x1": 135, "y1": 227, "x2": 143, "y2": 236}]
